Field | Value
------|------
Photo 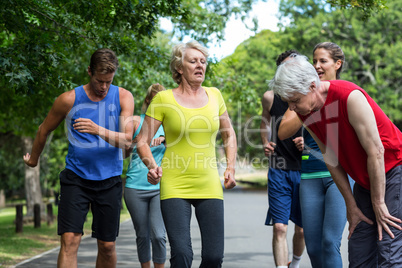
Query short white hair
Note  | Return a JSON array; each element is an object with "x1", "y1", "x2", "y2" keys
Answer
[{"x1": 269, "y1": 54, "x2": 320, "y2": 99}]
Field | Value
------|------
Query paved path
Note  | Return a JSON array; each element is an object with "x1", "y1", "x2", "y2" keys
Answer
[{"x1": 16, "y1": 187, "x2": 349, "y2": 267}]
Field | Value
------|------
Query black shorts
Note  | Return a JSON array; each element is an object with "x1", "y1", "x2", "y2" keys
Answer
[{"x1": 57, "y1": 169, "x2": 122, "y2": 242}]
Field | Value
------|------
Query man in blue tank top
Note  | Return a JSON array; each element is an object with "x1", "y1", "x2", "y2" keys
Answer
[
  {"x1": 260, "y1": 50, "x2": 305, "y2": 268},
  {"x1": 23, "y1": 48, "x2": 134, "y2": 268}
]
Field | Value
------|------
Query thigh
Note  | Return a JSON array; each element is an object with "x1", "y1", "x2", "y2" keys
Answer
[
  {"x1": 58, "y1": 171, "x2": 90, "y2": 236},
  {"x1": 300, "y1": 179, "x2": 325, "y2": 243},
  {"x1": 194, "y1": 199, "x2": 224, "y2": 256},
  {"x1": 349, "y1": 183, "x2": 378, "y2": 268},
  {"x1": 289, "y1": 170, "x2": 302, "y2": 227},
  {"x1": 148, "y1": 190, "x2": 165, "y2": 237},
  {"x1": 378, "y1": 165, "x2": 402, "y2": 267},
  {"x1": 124, "y1": 188, "x2": 151, "y2": 234},
  {"x1": 161, "y1": 199, "x2": 192, "y2": 249},
  {"x1": 323, "y1": 178, "x2": 347, "y2": 240},
  {"x1": 91, "y1": 180, "x2": 122, "y2": 242},
  {"x1": 266, "y1": 168, "x2": 292, "y2": 225}
]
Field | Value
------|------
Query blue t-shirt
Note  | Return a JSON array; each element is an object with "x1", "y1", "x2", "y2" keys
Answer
[
  {"x1": 125, "y1": 114, "x2": 165, "y2": 190},
  {"x1": 65, "y1": 85, "x2": 123, "y2": 180}
]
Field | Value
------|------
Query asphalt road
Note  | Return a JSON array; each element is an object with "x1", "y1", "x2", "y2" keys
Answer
[{"x1": 15, "y1": 186, "x2": 349, "y2": 267}]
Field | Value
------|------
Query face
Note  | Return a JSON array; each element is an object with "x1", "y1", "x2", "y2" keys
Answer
[
  {"x1": 88, "y1": 68, "x2": 115, "y2": 97},
  {"x1": 178, "y1": 48, "x2": 207, "y2": 84},
  {"x1": 313, "y1": 48, "x2": 341, "y2": 81}
]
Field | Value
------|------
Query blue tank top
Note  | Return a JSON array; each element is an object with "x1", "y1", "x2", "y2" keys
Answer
[
  {"x1": 125, "y1": 114, "x2": 165, "y2": 190},
  {"x1": 65, "y1": 85, "x2": 123, "y2": 180}
]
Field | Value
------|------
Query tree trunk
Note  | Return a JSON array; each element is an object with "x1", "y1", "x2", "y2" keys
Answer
[
  {"x1": 0, "y1": 189, "x2": 5, "y2": 208},
  {"x1": 22, "y1": 136, "x2": 44, "y2": 217}
]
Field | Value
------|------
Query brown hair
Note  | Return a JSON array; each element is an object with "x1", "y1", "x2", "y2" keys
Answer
[
  {"x1": 89, "y1": 48, "x2": 119, "y2": 75},
  {"x1": 313, "y1": 42, "x2": 345, "y2": 79},
  {"x1": 141, "y1": 83, "x2": 166, "y2": 113}
]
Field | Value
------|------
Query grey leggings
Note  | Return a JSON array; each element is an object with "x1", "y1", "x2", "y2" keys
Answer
[
  {"x1": 124, "y1": 188, "x2": 166, "y2": 264},
  {"x1": 161, "y1": 198, "x2": 224, "y2": 268}
]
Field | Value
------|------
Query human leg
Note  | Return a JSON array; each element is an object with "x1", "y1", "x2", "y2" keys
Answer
[
  {"x1": 289, "y1": 170, "x2": 304, "y2": 267},
  {"x1": 124, "y1": 188, "x2": 152, "y2": 264},
  {"x1": 96, "y1": 240, "x2": 117, "y2": 268},
  {"x1": 322, "y1": 177, "x2": 346, "y2": 268},
  {"x1": 266, "y1": 168, "x2": 295, "y2": 266},
  {"x1": 194, "y1": 199, "x2": 224, "y2": 268},
  {"x1": 378, "y1": 165, "x2": 402, "y2": 267},
  {"x1": 57, "y1": 170, "x2": 91, "y2": 267},
  {"x1": 149, "y1": 190, "x2": 166, "y2": 266},
  {"x1": 91, "y1": 177, "x2": 122, "y2": 267},
  {"x1": 161, "y1": 198, "x2": 193, "y2": 268},
  {"x1": 348, "y1": 183, "x2": 378, "y2": 268},
  {"x1": 273, "y1": 223, "x2": 289, "y2": 266},
  {"x1": 289, "y1": 224, "x2": 304, "y2": 268},
  {"x1": 57, "y1": 232, "x2": 82, "y2": 268},
  {"x1": 299, "y1": 178, "x2": 324, "y2": 267}
]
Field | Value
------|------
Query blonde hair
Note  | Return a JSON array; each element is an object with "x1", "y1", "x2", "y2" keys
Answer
[
  {"x1": 169, "y1": 41, "x2": 209, "y2": 85},
  {"x1": 141, "y1": 83, "x2": 166, "y2": 113}
]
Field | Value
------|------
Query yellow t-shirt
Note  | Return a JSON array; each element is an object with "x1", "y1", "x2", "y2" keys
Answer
[{"x1": 146, "y1": 87, "x2": 227, "y2": 200}]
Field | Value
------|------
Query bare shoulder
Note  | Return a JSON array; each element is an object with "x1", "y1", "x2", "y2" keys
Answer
[
  {"x1": 118, "y1": 87, "x2": 134, "y2": 113},
  {"x1": 54, "y1": 90, "x2": 75, "y2": 115},
  {"x1": 261, "y1": 90, "x2": 274, "y2": 112},
  {"x1": 119, "y1": 87, "x2": 134, "y2": 99}
]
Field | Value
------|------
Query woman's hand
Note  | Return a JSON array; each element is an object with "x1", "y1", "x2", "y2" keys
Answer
[
  {"x1": 148, "y1": 166, "x2": 163, "y2": 185},
  {"x1": 151, "y1": 136, "x2": 165, "y2": 147},
  {"x1": 224, "y1": 167, "x2": 236, "y2": 189}
]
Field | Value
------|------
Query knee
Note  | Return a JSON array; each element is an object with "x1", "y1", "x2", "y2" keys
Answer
[
  {"x1": 97, "y1": 240, "x2": 116, "y2": 257},
  {"x1": 273, "y1": 223, "x2": 288, "y2": 239},
  {"x1": 60, "y1": 233, "x2": 81, "y2": 253},
  {"x1": 322, "y1": 236, "x2": 341, "y2": 254},
  {"x1": 295, "y1": 226, "x2": 304, "y2": 240}
]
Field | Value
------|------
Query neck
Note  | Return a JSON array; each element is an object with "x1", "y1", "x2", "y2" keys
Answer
[{"x1": 177, "y1": 82, "x2": 203, "y2": 95}]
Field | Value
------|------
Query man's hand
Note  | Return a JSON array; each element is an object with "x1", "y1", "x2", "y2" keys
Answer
[
  {"x1": 373, "y1": 202, "x2": 402, "y2": 240},
  {"x1": 347, "y1": 205, "x2": 374, "y2": 239},
  {"x1": 23, "y1": 153, "x2": 37, "y2": 167},
  {"x1": 148, "y1": 166, "x2": 162, "y2": 185},
  {"x1": 73, "y1": 118, "x2": 101, "y2": 135},
  {"x1": 293, "y1": 137, "x2": 304, "y2": 151},
  {"x1": 263, "y1": 142, "x2": 276, "y2": 157}
]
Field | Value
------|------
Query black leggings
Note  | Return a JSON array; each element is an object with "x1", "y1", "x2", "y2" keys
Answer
[{"x1": 161, "y1": 198, "x2": 224, "y2": 268}]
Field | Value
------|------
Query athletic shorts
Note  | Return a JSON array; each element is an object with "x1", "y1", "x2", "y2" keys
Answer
[
  {"x1": 57, "y1": 169, "x2": 122, "y2": 242},
  {"x1": 265, "y1": 168, "x2": 302, "y2": 227}
]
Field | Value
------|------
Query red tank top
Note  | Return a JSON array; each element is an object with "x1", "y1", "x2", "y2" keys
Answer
[{"x1": 298, "y1": 80, "x2": 402, "y2": 189}]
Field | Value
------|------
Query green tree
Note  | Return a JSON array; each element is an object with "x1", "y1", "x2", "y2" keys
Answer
[{"x1": 0, "y1": 0, "x2": 259, "y2": 208}]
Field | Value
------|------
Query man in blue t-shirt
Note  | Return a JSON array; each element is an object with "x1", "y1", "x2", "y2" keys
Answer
[{"x1": 23, "y1": 48, "x2": 134, "y2": 267}]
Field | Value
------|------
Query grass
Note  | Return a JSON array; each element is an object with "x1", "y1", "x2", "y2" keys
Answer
[{"x1": 0, "y1": 203, "x2": 130, "y2": 267}]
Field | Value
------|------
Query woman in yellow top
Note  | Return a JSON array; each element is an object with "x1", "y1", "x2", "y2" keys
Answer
[{"x1": 136, "y1": 40, "x2": 237, "y2": 268}]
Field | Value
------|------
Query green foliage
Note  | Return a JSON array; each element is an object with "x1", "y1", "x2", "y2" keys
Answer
[
  {"x1": 215, "y1": 0, "x2": 401, "y2": 160},
  {"x1": 327, "y1": 0, "x2": 388, "y2": 20},
  {"x1": 0, "y1": 0, "x2": 259, "y2": 196}
]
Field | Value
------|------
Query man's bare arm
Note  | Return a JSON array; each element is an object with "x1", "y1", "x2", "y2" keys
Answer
[
  {"x1": 278, "y1": 108, "x2": 303, "y2": 140},
  {"x1": 260, "y1": 91, "x2": 276, "y2": 156},
  {"x1": 347, "y1": 90, "x2": 401, "y2": 240},
  {"x1": 306, "y1": 126, "x2": 373, "y2": 238},
  {"x1": 23, "y1": 91, "x2": 75, "y2": 167}
]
